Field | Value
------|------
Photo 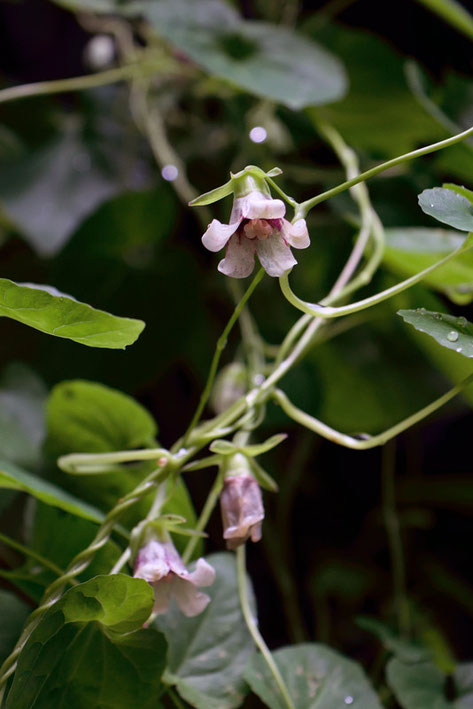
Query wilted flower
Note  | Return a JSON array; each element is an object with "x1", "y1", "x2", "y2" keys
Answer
[
  {"x1": 220, "y1": 472, "x2": 264, "y2": 550},
  {"x1": 134, "y1": 532, "x2": 215, "y2": 617},
  {"x1": 202, "y1": 175, "x2": 309, "y2": 278}
]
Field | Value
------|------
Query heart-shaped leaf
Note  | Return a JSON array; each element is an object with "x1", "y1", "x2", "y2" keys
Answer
[{"x1": 418, "y1": 187, "x2": 473, "y2": 232}]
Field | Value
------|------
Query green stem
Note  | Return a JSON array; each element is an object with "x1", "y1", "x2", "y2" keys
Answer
[
  {"x1": 167, "y1": 687, "x2": 188, "y2": 709},
  {"x1": 0, "y1": 532, "x2": 66, "y2": 580},
  {"x1": 273, "y1": 373, "x2": 473, "y2": 449},
  {"x1": 0, "y1": 63, "x2": 155, "y2": 105},
  {"x1": 279, "y1": 241, "x2": 473, "y2": 319},
  {"x1": 58, "y1": 448, "x2": 169, "y2": 474},
  {"x1": 236, "y1": 546, "x2": 296, "y2": 709},
  {"x1": 296, "y1": 125, "x2": 473, "y2": 218},
  {"x1": 382, "y1": 443, "x2": 410, "y2": 637},
  {"x1": 182, "y1": 473, "x2": 223, "y2": 564},
  {"x1": 182, "y1": 267, "x2": 265, "y2": 445},
  {"x1": 414, "y1": 0, "x2": 473, "y2": 41}
]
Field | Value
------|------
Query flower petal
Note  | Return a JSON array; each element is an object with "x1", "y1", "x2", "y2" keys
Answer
[
  {"x1": 152, "y1": 577, "x2": 173, "y2": 615},
  {"x1": 218, "y1": 234, "x2": 256, "y2": 279},
  {"x1": 172, "y1": 576, "x2": 212, "y2": 617},
  {"x1": 187, "y1": 558, "x2": 216, "y2": 587},
  {"x1": 256, "y1": 235, "x2": 297, "y2": 277},
  {"x1": 283, "y1": 218, "x2": 310, "y2": 249},
  {"x1": 202, "y1": 219, "x2": 240, "y2": 252},
  {"x1": 242, "y1": 192, "x2": 286, "y2": 220}
]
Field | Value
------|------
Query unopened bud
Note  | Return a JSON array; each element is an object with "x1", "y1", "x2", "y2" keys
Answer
[
  {"x1": 220, "y1": 464, "x2": 264, "y2": 550},
  {"x1": 210, "y1": 362, "x2": 248, "y2": 414}
]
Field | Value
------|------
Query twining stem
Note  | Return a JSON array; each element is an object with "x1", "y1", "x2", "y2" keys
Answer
[
  {"x1": 58, "y1": 448, "x2": 169, "y2": 474},
  {"x1": 236, "y1": 546, "x2": 296, "y2": 709},
  {"x1": 0, "y1": 63, "x2": 156, "y2": 105},
  {"x1": 182, "y1": 473, "x2": 223, "y2": 564},
  {"x1": 279, "y1": 241, "x2": 473, "y2": 319},
  {"x1": 182, "y1": 267, "x2": 265, "y2": 445},
  {"x1": 382, "y1": 443, "x2": 410, "y2": 636},
  {"x1": 295, "y1": 125, "x2": 473, "y2": 218},
  {"x1": 273, "y1": 372, "x2": 473, "y2": 449},
  {"x1": 0, "y1": 532, "x2": 66, "y2": 581}
]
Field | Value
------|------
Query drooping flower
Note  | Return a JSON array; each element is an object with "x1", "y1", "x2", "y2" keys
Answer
[
  {"x1": 201, "y1": 174, "x2": 309, "y2": 278},
  {"x1": 134, "y1": 532, "x2": 215, "y2": 617},
  {"x1": 220, "y1": 471, "x2": 264, "y2": 550}
]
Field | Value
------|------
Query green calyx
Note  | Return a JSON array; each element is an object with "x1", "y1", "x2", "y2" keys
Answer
[{"x1": 188, "y1": 165, "x2": 282, "y2": 207}]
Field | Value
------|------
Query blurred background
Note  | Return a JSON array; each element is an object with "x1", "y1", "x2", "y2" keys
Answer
[{"x1": 1, "y1": 0, "x2": 473, "y2": 690}]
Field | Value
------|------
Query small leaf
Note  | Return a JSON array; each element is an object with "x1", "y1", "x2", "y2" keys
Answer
[
  {"x1": 189, "y1": 180, "x2": 233, "y2": 206},
  {"x1": 418, "y1": 187, "x2": 473, "y2": 232},
  {"x1": 357, "y1": 617, "x2": 430, "y2": 663},
  {"x1": 245, "y1": 643, "x2": 382, "y2": 709},
  {"x1": 443, "y1": 183, "x2": 473, "y2": 204},
  {"x1": 248, "y1": 457, "x2": 278, "y2": 492},
  {"x1": 387, "y1": 657, "x2": 473, "y2": 709},
  {"x1": 155, "y1": 553, "x2": 255, "y2": 709},
  {"x1": 0, "y1": 459, "x2": 103, "y2": 522},
  {"x1": 209, "y1": 439, "x2": 237, "y2": 455},
  {"x1": 0, "y1": 278, "x2": 145, "y2": 348},
  {"x1": 239, "y1": 433, "x2": 288, "y2": 457},
  {"x1": 265, "y1": 167, "x2": 283, "y2": 177},
  {"x1": 398, "y1": 309, "x2": 473, "y2": 358}
]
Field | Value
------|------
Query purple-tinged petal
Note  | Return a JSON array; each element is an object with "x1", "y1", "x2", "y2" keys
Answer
[
  {"x1": 172, "y1": 576, "x2": 212, "y2": 617},
  {"x1": 242, "y1": 192, "x2": 286, "y2": 220},
  {"x1": 255, "y1": 235, "x2": 297, "y2": 277},
  {"x1": 186, "y1": 558, "x2": 216, "y2": 587},
  {"x1": 202, "y1": 219, "x2": 240, "y2": 252},
  {"x1": 283, "y1": 218, "x2": 310, "y2": 249},
  {"x1": 152, "y1": 576, "x2": 173, "y2": 615},
  {"x1": 218, "y1": 234, "x2": 256, "y2": 279},
  {"x1": 134, "y1": 539, "x2": 172, "y2": 583}
]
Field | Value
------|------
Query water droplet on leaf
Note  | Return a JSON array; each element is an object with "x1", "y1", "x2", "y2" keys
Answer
[
  {"x1": 457, "y1": 316, "x2": 467, "y2": 328},
  {"x1": 447, "y1": 331, "x2": 459, "y2": 342},
  {"x1": 344, "y1": 697, "x2": 354, "y2": 705},
  {"x1": 456, "y1": 346, "x2": 463, "y2": 353}
]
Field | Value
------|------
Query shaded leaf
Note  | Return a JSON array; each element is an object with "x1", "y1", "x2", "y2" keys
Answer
[
  {"x1": 398, "y1": 309, "x2": 473, "y2": 358},
  {"x1": 418, "y1": 187, "x2": 473, "y2": 232},
  {"x1": 155, "y1": 552, "x2": 255, "y2": 709},
  {"x1": 0, "y1": 278, "x2": 145, "y2": 349},
  {"x1": 245, "y1": 643, "x2": 382, "y2": 709},
  {"x1": 387, "y1": 657, "x2": 473, "y2": 709},
  {"x1": 0, "y1": 590, "x2": 30, "y2": 664},
  {"x1": 145, "y1": 0, "x2": 347, "y2": 109}
]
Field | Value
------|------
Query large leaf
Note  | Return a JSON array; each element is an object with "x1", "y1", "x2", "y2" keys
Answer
[
  {"x1": 309, "y1": 24, "x2": 441, "y2": 155},
  {"x1": 398, "y1": 310, "x2": 473, "y2": 358},
  {"x1": 145, "y1": 0, "x2": 347, "y2": 109},
  {"x1": 45, "y1": 379, "x2": 157, "y2": 458},
  {"x1": 155, "y1": 552, "x2": 255, "y2": 709},
  {"x1": 245, "y1": 643, "x2": 382, "y2": 709},
  {"x1": 0, "y1": 131, "x2": 118, "y2": 256},
  {"x1": 0, "y1": 363, "x2": 47, "y2": 467},
  {"x1": 387, "y1": 657, "x2": 473, "y2": 709},
  {"x1": 0, "y1": 459, "x2": 103, "y2": 522},
  {"x1": 5, "y1": 575, "x2": 167, "y2": 709},
  {"x1": 418, "y1": 188, "x2": 473, "y2": 232},
  {"x1": 0, "y1": 591, "x2": 30, "y2": 664},
  {"x1": 383, "y1": 227, "x2": 473, "y2": 300},
  {"x1": 0, "y1": 278, "x2": 145, "y2": 349}
]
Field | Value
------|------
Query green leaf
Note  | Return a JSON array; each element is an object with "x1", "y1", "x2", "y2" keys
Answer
[
  {"x1": 0, "y1": 278, "x2": 145, "y2": 349},
  {"x1": 443, "y1": 183, "x2": 473, "y2": 203},
  {"x1": 156, "y1": 552, "x2": 255, "y2": 709},
  {"x1": 210, "y1": 434, "x2": 287, "y2": 457},
  {"x1": 0, "y1": 459, "x2": 103, "y2": 522},
  {"x1": 418, "y1": 188, "x2": 473, "y2": 231},
  {"x1": 387, "y1": 657, "x2": 473, "y2": 709},
  {"x1": 398, "y1": 309, "x2": 473, "y2": 358},
  {"x1": 5, "y1": 575, "x2": 167, "y2": 709},
  {"x1": 46, "y1": 380, "x2": 157, "y2": 458},
  {"x1": 145, "y1": 0, "x2": 347, "y2": 109},
  {"x1": 414, "y1": 0, "x2": 473, "y2": 42},
  {"x1": 0, "y1": 363, "x2": 47, "y2": 467},
  {"x1": 245, "y1": 643, "x2": 382, "y2": 709},
  {"x1": 189, "y1": 180, "x2": 233, "y2": 206},
  {"x1": 0, "y1": 590, "x2": 30, "y2": 664},
  {"x1": 383, "y1": 227, "x2": 473, "y2": 300},
  {"x1": 0, "y1": 131, "x2": 119, "y2": 256},
  {"x1": 357, "y1": 617, "x2": 430, "y2": 663}
]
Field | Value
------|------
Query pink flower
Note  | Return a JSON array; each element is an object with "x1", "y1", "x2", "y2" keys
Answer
[
  {"x1": 134, "y1": 536, "x2": 215, "y2": 617},
  {"x1": 220, "y1": 473, "x2": 264, "y2": 550},
  {"x1": 202, "y1": 190, "x2": 310, "y2": 278}
]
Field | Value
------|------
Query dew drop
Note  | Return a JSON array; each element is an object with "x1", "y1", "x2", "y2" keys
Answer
[
  {"x1": 457, "y1": 316, "x2": 467, "y2": 328},
  {"x1": 249, "y1": 126, "x2": 267, "y2": 143},
  {"x1": 456, "y1": 346, "x2": 463, "y2": 353},
  {"x1": 447, "y1": 331, "x2": 459, "y2": 342},
  {"x1": 433, "y1": 312, "x2": 441, "y2": 319},
  {"x1": 344, "y1": 697, "x2": 354, "y2": 705},
  {"x1": 430, "y1": 203, "x2": 434, "y2": 207},
  {"x1": 253, "y1": 373, "x2": 265, "y2": 386}
]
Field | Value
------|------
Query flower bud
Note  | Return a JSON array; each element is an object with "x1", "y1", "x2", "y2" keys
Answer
[
  {"x1": 210, "y1": 362, "x2": 248, "y2": 414},
  {"x1": 220, "y1": 456, "x2": 264, "y2": 550}
]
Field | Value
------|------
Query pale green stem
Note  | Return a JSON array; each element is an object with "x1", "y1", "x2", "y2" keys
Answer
[
  {"x1": 182, "y1": 268, "x2": 265, "y2": 445},
  {"x1": 0, "y1": 531, "x2": 67, "y2": 581},
  {"x1": 0, "y1": 63, "x2": 155, "y2": 105},
  {"x1": 382, "y1": 443, "x2": 411, "y2": 637},
  {"x1": 58, "y1": 448, "x2": 169, "y2": 474},
  {"x1": 167, "y1": 686, "x2": 187, "y2": 709},
  {"x1": 229, "y1": 279, "x2": 265, "y2": 382},
  {"x1": 236, "y1": 546, "x2": 296, "y2": 709},
  {"x1": 279, "y1": 241, "x2": 473, "y2": 319},
  {"x1": 296, "y1": 125, "x2": 473, "y2": 218},
  {"x1": 181, "y1": 473, "x2": 223, "y2": 565},
  {"x1": 272, "y1": 374, "x2": 473, "y2": 449},
  {"x1": 414, "y1": 0, "x2": 473, "y2": 41}
]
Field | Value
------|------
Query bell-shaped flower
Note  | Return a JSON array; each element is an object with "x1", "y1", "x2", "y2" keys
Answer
[
  {"x1": 201, "y1": 173, "x2": 309, "y2": 278},
  {"x1": 220, "y1": 471, "x2": 264, "y2": 550},
  {"x1": 134, "y1": 531, "x2": 215, "y2": 617}
]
